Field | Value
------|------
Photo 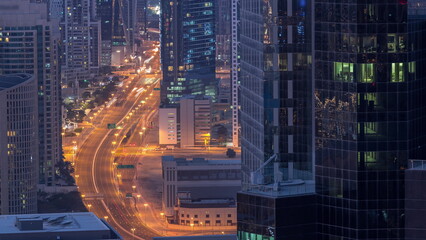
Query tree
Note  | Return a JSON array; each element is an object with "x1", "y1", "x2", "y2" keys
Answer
[
  {"x1": 226, "y1": 148, "x2": 236, "y2": 158},
  {"x1": 55, "y1": 160, "x2": 75, "y2": 185}
]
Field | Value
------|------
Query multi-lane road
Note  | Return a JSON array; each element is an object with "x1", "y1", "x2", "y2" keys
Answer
[{"x1": 73, "y1": 45, "x2": 162, "y2": 240}]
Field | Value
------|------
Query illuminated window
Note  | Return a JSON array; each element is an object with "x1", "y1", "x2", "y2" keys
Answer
[
  {"x1": 409, "y1": 61, "x2": 416, "y2": 73},
  {"x1": 334, "y1": 62, "x2": 354, "y2": 82},
  {"x1": 391, "y1": 63, "x2": 405, "y2": 82},
  {"x1": 358, "y1": 63, "x2": 375, "y2": 83}
]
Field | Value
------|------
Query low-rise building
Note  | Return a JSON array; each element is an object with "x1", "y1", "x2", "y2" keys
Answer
[
  {"x1": 158, "y1": 95, "x2": 212, "y2": 148},
  {"x1": 159, "y1": 107, "x2": 178, "y2": 145},
  {"x1": 162, "y1": 156, "x2": 241, "y2": 225},
  {"x1": 0, "y1": 212, "x2": 122, "y2": 240},
  {"x1": 177, "y1": 195, "x2": 237, "y2": 227}
]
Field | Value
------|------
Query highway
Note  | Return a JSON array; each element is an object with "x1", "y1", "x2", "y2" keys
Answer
[{"x1": 74, "y1": 42, "x2": 162, "y2": 240}]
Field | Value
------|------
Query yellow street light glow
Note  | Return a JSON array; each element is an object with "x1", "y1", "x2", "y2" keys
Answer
[{"x1": 143, "y1": 203, "x2": 148, "y2": 207}]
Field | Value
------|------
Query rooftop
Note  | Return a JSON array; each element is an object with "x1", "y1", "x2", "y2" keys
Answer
[
  {"x1": 0, "y1": 212, "x2": 109, "y2": 234},
  {"x1": 0, "y1": 73, "x2": 33, "y2": 91},
  {"x1": 162, "y1": 156, "x2": 240, "y2": 166},
  {"x1": 179, "y1": 198, "x2": 236, "y2": 208},
  {"x1": 408, "y1": 159, "x2": 426, "y2": 170},
  {"x1": 154, "y1": 235, "x2": 237, "y2": 240}
]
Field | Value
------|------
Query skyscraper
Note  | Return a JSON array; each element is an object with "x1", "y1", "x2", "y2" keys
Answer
[
  {"x1": 62, "y1": 0, "x2": 101, "y2": 91},
  {"x1": 160, "y1": 0, "x2": 216, "y2": 104},
  {"x1": 0, "y1": 74, "x2": 38, "y2": 215},
  {"x1": 314, "y1": 1, "x2": 426, "y2": 239},
  {"x1": 96, "y1": 0, "x2": 114, "y2": 66},
  {"x1": 122, "y1": 0, "x2": 137, "y2": 54},
  {"x1": 0, "y1": 0, "x2": 62, "y2": 186},
  {"x1": 237, "y1": 0, "x2": 316, "y2": 239}
]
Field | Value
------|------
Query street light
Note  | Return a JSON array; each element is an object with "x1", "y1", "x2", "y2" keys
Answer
[
  {"x1": 132, "y1": 185, "x2": 136, "y2": 191},
  {"x1": 104, "y1": 216, "x2": 109, "y2": 221},
  {"x1": 87, "y1": 204, "x2": 92, "y2": 211},
  {"x1": 143, "y1": 203, "x2": 148, "y2": 224},
  {"x1": 131, "y1": 228, "x2": 136, "y2": 240}
]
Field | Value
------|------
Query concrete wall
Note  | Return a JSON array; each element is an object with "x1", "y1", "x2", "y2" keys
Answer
[
  {"x1": 159, "y1": 108, "x2": 178, "y2": 145},
  {"x1": 180, "y1": 99, "x2": 195, "y2": 147}
]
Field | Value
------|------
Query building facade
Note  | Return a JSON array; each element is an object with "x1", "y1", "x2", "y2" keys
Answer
[
  {"x1": 162, "y1": 156, "x2": 241, "y2": 221},
  {"x1": 96, "y1": 0, "x2": 114, "y2": 66},
  {"x1": 0, "y1": 0, "x2": 62, "y2": 186},
  {"x1": 160, "y1": 0, "x2": 217, "y2": 104},
  {"x1": 122, "y1": 0, "x2": 137, "y2": 54},
  {"x1": 237, "y1": 0, "x2": 315, "y2": 239},
  {"x1": 62, "y1": 0, "x2": 101, "y2": 91},
  {"x1": 314, "y1": 1, "x2": 426, "y2": 239},
  {"x1": 180, "y1": 96, "x2": 212, "y2": 147},
  {"x1": 159, "y1": 107, "x2": 178, "y2": 145},
  {"x1": 0, "y1": 74, "x2": 38, "y2": 215}
]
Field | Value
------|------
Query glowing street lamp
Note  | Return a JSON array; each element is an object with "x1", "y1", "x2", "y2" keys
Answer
[
  {"x1": 87, "y1": 204, "x2": 92, "y2": 211},
  {"x1": 131, "y1": 228, "x2": 136, "y2": 240},
  {"x1": 143, "y1": 203, "x2": 148, "y2": 223},
  {"x1": 104, "y1": 216, "x2": 109, "y2": 221}
]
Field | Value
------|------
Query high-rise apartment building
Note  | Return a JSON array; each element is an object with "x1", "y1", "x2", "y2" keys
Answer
[
  {"x1": 314, "y1": 1, "x2": 426, "y2": 239},
  {"x1": 237, "y1": 0, "x2": 316, "y2": 239},
  {"x1": 160, "y1": 0, "x2": 217, "y2": 104},
  {"x1": 62, "y1": 0, "x2": 101, "y2": 89},
  {"x1": 0, "y1": 74, "x2": 38, "y2": 215},
  {"x1": 0, "y1": 0, "x2": 62, "y2": 186}
]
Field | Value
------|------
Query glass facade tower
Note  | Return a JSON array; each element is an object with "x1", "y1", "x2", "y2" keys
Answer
[
  {"x1": 315, "y1": 1, "x2": 426, "y2": 239},
  {"x1": 238, "y1": 0, "x2": 316, "y2": 239},
  {"x1": 160, "y1": 0, "x2": 216, "y2": 104}
]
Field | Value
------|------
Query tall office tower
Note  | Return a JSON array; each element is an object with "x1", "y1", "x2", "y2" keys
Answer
[
  {"x1": 237, "y1": 0, "x2": 316, "y2": 239},
  {"x1": 0, "y1": 0, "x2": 62, "y2": 186},
  {"x1": 136, "y1": 0, "x2": 148, "y2": 38},
  {"x1": 160, "y1": 0, "x2": 216, "y2": 104},
  {"x1": 315, "y1": 1, "x2": 426, "y2": 239},
  {"x1": 62, "y1": 0, "x2": 101, "y2": 89},
  {"x1": 0, "y1": 74, "x2": 38, "y2": 215},
  {"x1": 122, "y1": 0, "x2": 137, "y2": 54},
  {"x1": 111, "y1": 0, "x2": 127, "y2": 65},
  {"x1": 96, "y1": 0, "x2": 114, "y2": 66}
]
